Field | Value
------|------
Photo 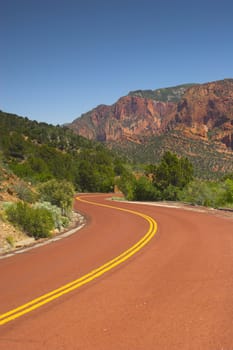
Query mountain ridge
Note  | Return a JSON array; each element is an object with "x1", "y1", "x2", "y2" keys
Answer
[
  {"x1": 69, "y1": 79, "x2": 233, "y2": 145},
  {"x1": 128, "y1": 83, "x2": 197, "y2": 102},
  {"x1": 68, "y1": 79, "x2": 233, "y2": 177}
]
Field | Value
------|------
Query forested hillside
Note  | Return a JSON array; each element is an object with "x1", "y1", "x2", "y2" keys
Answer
[
  {"x1": 0, "y1": 110, "x2": 127, "y2": 192},
  {"x1": 0, "y1": 110, "x2": 130, "y2": 250}
]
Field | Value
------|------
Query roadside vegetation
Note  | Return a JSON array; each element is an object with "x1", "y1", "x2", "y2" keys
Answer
[
  {"x1": 117, "y1": 151, "x2": 233, "y2": 209},
  {"x1": 0, "y1": 111, "x2": 128, "y2": 243},
  {"x1": 0, "y1": 110, "x2": 233, "y2": 247},
  {"x1": 1, "y1": 177, "x2": 75, "y2": 240}
]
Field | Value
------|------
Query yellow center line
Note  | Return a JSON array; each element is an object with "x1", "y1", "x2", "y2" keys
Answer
[{"x1": 0, "y1": 195, "x2": 157, "y2": 326}]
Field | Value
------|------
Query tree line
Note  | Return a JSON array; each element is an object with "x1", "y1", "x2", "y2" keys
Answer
[{"x1": 117, "y1": 151, "x2": 233, "y2": 208}]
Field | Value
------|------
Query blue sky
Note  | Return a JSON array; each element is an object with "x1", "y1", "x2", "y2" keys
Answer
[{"x1": 1, "y1": 0, "x2": 233, "y2": 125}]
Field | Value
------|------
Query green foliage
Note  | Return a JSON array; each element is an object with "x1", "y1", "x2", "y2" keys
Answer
[
  {"x1": 179, "y1": 179, "x2": 233, "y2": 207},
  {"x1": 131, "y1": 176, "x2": 160, "y2": 201},
  {"x1": 36, "y1": 145, "x2": 75, "y2": 182},
  {"x1": 115, "y1": 172, "x2": 136, "y2": 200},
  {"x1": 116, "y1": 173, "x2": 160, "y2": 201},
  {"x1": 152, "y1": 151, "x2": 193, "y2": 200},
  {"x1": 222, "y1": 172, "x2": 233, "y2": 181},
  {"x1": 4, "y1": 134, "x2": 26, "y2": 159},
  {"x1": 76, "y1": 147, "x2": 115, "y2": 192},
  {"x1": 162, "y1": 184, "x2": 181, "y2": 201},
  {"x1": 6, "y1": 202, "x2": 54, "y2": 239},
  {"x1": 109, "y1": 131, "x2": 233, "y2": 179},
  {"x1": 219, "y1": 179, "x2": 233, "y2": 204},
  {"x1": 0, "y1": 110, "x2": 126, "y2": 193},
  {"x1": 33, "y1": 202, "x2": 69, "y2": 230},
  {"x1": 0, "y1": 111, "x2": 91, "y2": 153},
  {"x1": 114, "y1": 159, "x2": 128, "y2": 176},
  {"x1": 117, "y1": 152, "x2": 193, "y2": 202},
  {"x1": 38, "y1": 179, "x2": 75, "y2": 216},
  {"x1": 13, "y1": 181, "x2": 37, "y2": 203}
]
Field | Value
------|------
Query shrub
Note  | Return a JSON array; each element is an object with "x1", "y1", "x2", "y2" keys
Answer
[
  {"x1": 38, "y1": 179, "x2": 75, "y2": 216},
  {"x1": 115, "y1": 172, "x2": 136, "y2": 200},
  {"x1": 13, "y1": 181, "x2": 37, "y2": 203},
  {"x1": 221, "y1": 179, "x2": 233, "y2": 204},
  {"x1": 179, "y1": 180, "x2": 213, "y2": 206},
  {"x1": 163, "y1": 184, "x2": 181, "y2": 201},
  {"x1": 33, "y1": 201, "x2": 69, "y2": 230},
  {"x1": 131, "y1": 176, "x2": 160, "y2": 201},
  {"x1": 6, "y1": 202, "x2": 54, "y2": 239},
  {"x1": 179, "y1": 180, "x2": 228, "y2": 207}
]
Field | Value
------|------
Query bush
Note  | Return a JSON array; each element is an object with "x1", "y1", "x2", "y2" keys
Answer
[
  {"x1": 13, "y1": 181, "x2": 37, "y2": 203},
  {"x1": 179, "y1": 180, "x2": 229, "y2": 207},
  {"x1": 179, "y1": 180, "x2": 213, "y2": 206},
  {"x1": 33, "y1": 201, "x2": 70, "y2": 230},
  {"x1": 115, "y1": 172, "x2": 136, "y2": 200},
  {"x1": 38, "y1": 179, "x2": 75, "y2": 216},
  {"x1": 6, "y1": 202, "x2": 54, "y2": 239},
  {"x1": 163, "y1": 184, "x2": 181, "y2": 201},
  {"x1": 221, "y1": 179, "x2": 233, "y2": 204},
  {"x1": 131, "y1": 176, "x2": 160, "y2": 201}
]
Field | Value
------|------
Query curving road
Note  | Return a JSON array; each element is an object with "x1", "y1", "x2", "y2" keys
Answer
[{"x1": 0, "y1": 194, "x2": 233, "y2": 349}]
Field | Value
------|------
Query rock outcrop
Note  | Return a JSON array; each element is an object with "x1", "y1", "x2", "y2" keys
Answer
[
  {"x1": 69, "y1": 96, "x2": 175, "y2": 142},
  {"x1": 69, "y1": 79, "x2": 233, "y2": 150},
  {"x1": 170, "y1": 79, "x2": 233, "y2": 148}
]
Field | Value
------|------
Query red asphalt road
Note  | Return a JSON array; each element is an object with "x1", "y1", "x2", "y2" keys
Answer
[{"x1": 0, "y1": 194, "x2": 233, "y2": 349}]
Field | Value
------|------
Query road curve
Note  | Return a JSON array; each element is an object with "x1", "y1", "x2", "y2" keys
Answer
[{"x1": 0, "y1": 194, "x2": 233, "y2": 349}]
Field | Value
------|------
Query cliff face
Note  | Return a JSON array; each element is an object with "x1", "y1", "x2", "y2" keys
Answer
[
  {"x1": 69, "y1": 79, "x2": 233, "y2": 150},
  {"x1": 70, "y1": 96, "x2": 176, "y2": 142},
  {"x1": 171, "y1": 79, "x2": 233, "y2": 148}
]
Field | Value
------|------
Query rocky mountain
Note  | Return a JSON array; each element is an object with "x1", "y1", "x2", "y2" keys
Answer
[
  {"x1": 69, "y1": 96, "x2": 176, "y2": 142},
  {"x1": 68, "y1": 79, "x2": 233, "y2": 177},
  {"x1": 128, "y1": 83, "x2": 196, "y2": 102},
  {"x1": 170, "y1": 79, "x2": 233, "y2": 148}
]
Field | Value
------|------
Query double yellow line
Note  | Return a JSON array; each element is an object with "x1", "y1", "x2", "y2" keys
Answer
[{"x1": 0, "y1": 196, "x2": 157, "y2": 326}]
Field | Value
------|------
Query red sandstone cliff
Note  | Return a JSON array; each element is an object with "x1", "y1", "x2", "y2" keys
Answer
[
  {"x1": 70, "y1": 96, "x2": 175, "y2": 142},
  {"x1": 69, "y1": 79, "x2": 233, "y2": 150}
]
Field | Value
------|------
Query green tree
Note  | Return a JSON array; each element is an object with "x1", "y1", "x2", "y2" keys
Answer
[
  {"x1": 153, "y1": 151, "x2": 193, "y2": 199},
  {"x1": 77, "y1": 148, "x2": 115, "y2": 192},
  {"x1": 6, "y1": 134, "x2": 26, "y2": 159},
  {"x1": 115, "y1": 172, "x2": 136, "y2": 200}
]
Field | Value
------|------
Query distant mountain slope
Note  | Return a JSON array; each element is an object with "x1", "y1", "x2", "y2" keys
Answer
[
  {"x1": 170, "y1": 79, "x2": 233, "y2": 148},
  {"x1": 69, "y1": 96, "x2": 176, "y2": 142},
  {"x1": 128, "y1": 83, "x2": 196, "y2": 102},
  {"x1": 0, "y1": 110, "x2": 126, "y2": 192},
  {"x1": 108, "y1": 131, "x2": 233, "y2": 179},
  {"x1": 68, "y1": 79, "x2": 233, "y2": 178},
  {"x1": 0, "y1": 110, "x2": 92, "y2": 152}
]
